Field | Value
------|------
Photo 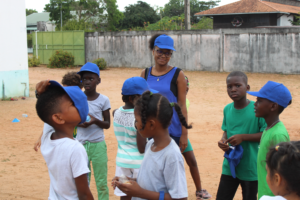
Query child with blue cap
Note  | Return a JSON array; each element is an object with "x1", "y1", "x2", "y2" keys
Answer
[
  {"x1": 247, "y1": 81, "x2": 292, "y2": 199},
  {"x1": 77, "y1": 62, "x2": 111, "y2": 200},
  {"x1": 112, "y1": 77, "x2": 158, "y2": 200},
  {"x1": 36, "y1": 81, "x2": 93, "y2": 200}
]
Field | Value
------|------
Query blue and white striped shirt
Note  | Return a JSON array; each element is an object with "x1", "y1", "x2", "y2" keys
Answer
[{"x1": 113, "y1": 107, "x2": 144, "y2": 169}]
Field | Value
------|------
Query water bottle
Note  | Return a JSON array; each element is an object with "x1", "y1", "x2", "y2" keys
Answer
[
  {"x1": 22, "y1": 114, "x2": 28, "y2": 118},
  {"x1": 86, "y1": 115, "x2": 91, "y2": 122}
]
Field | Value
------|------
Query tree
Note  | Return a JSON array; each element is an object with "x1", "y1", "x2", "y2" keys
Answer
[
  {"x1": 163, "y1": 0, "x2": 219, "y2": 24},
  {"x1": 289, "y1": 13, "x2": 300, "y2": 25},
  {"x1": 118, "y1": 1, "x2": 160, "y2": 30},
  {"x1": 104, "y1": 0, "x2": 124, "y2": 31},
  {"x1": 44, "y1": 0, "x2": 73, "y2": 26},
  {"x1": 26, "y1": 9, "x2": 38, "y2": 16},
  {"x1": 70, "y1": 0, "x2": 105, "y2": 22}
]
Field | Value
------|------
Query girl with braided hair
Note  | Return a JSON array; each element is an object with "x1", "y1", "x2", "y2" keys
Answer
[
  {"x1": 113, "y1": 91, "x2": 191, "y2": 200},
  {"x1": 141, "y1": 34, "x2": 211, "y2": 199},
  {"x1": 260, "y1": 141, "x2": 300, "y2": 200}
]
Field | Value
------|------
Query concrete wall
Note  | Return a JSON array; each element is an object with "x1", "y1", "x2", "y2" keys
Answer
[
  {"x1": 85, "y1": 28, "x2": 300, "y2": 74},
  {"x1": 0, "y1": 0, "x2": 29, "y2": 98}
]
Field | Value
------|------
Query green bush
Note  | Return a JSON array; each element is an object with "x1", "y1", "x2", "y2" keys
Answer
[
  {"x1": 28, "y1": 56, "x2": 41, "y2": 67},
  {"x1": 48, "y1": 50, "x2": 74, "y2": 68},
  {"x1": 92, "y1": 58, "x2": 107, "y2": 70}
]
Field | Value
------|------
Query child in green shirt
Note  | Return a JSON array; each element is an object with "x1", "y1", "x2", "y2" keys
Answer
[
  {"x1": 247, "y1": 81, "x2": 292, "y2": 199},
  {"x1": 217, "y1": 71, "x2": 267, "y2": 200}
]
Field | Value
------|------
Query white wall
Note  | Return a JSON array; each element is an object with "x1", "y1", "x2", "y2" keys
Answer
[
  {"x1": 0, "y1": 0, "x2": 29, "y2": 98},
  {"x1": 277, "y1": 15, "x2": 293, "y2": 26}
]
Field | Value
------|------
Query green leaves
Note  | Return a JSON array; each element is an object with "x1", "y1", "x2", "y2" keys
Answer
[{"x1": 26, "y1": 9, "x2": 38, "y2": 16}]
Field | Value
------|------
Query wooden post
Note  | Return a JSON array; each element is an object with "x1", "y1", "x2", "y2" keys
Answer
[{"x1": 184, "y1": 0, "x2": 191, "y2": 30}]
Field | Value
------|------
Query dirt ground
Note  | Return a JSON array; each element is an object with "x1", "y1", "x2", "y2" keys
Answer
[{"x1": 0, "y1": 66, "x2": 300, "y2": 200}]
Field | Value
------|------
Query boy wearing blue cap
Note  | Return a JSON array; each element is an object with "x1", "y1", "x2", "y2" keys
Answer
[
  {"x1": 247, "y1": 81, "x2": 292, "y2": 199},
  {"x1": 77, "y1": 62, "x2": 111, "y2": 200},
  {"x1": 36, "y1": 81, "x2": 93, "y2": 200},
  {"x1": 217, "y1": 71, "x2": 267, "y2": 200},
  {"x1": 112, "y1": 77, "x2": 157, "y2": 200}
]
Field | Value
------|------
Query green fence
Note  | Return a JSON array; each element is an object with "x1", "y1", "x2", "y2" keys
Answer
[{"x1": 33, "y1": 31, "x2": 85, "y2": 65}]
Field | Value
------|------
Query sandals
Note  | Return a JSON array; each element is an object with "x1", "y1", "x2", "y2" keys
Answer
[{"x1": 196, "y1": 189, "x2": 212, "y2": 200}]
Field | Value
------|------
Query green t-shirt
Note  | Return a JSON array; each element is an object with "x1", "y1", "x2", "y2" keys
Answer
[
  {"x1": 221, "y1": 101, "x2": 267, "y2": 181},
  {"x1": 257, "y1": 122, "x2": 290, "y2": 199}
]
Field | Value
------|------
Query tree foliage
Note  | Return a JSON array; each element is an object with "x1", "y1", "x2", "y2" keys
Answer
[
  {"x1": 44, "y1": 0, "x2": 73, "y2": 26},
  {"x1": 105, "y1": 0, "x2": 124, "y2": 31},
  {"x1": 289, "y1": 13, "x2": 300, "y2": 25},
  {"x1": 117, "y1": 1, "x2": 160, "y2": 30},
  {"x1": 70, "y1": 0, "x2": 105, "y2": 22},
  {"x1": 26, "y1": 9, "x2": 38, "y2": 16},
  {"x1": 163, "y1": 0, "x2": 219, "y2": 24}
]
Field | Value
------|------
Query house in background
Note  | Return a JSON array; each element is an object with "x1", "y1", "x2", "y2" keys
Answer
[
  {"x1": 195, "y1": 0, "x2": 300, "y2": 28},
  {"x1": 0, "y1": 0, "x2": 29, "y2": 99},
  {"x1": 26, "y1": 12, "x2": 56, "y2": 33}
]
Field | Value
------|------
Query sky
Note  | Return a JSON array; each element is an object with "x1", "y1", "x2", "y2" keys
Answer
[{"x1": 25, "y1": 0, "x2": 240, "y2": 12}]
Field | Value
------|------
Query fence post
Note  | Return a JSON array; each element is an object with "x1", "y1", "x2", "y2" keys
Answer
[
  {"x1": 35, "y1": 31, "x2": 38, "y2": 58},
  {"x1": 219, "y1": 29, "x2": 224, "y2": 72}
]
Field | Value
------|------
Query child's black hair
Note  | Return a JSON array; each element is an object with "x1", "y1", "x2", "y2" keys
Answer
[
  {"x1": 135, "y1": 91, "x2": 192, "y2": 130},
  {"x1": 149, "y1": 34, "x2": 165, "y2": 50},
  {"x1": 62, "y1": 72, "x2": 83, "y2": 89},
  {"x1": 36, "y1": 87, "x2": 67, "y2": 125},
  {"x1": 266, "y1": 141, "x2": 300, "y2": 197},
  {"x1": 122, "y1": 95, "x2": 139, "y2": 103},
  {"x1": 227, "y1": 71, "x2": 248, "y2": 84}
]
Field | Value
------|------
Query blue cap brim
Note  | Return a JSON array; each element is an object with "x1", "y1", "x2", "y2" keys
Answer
[
  {"x1": 77, "y1": 69, "x2": 99, "y2": 76},
  {"x1": 150, "y1": 89, "x2": 159, "y2": 94},
  {"x1": 247, "y1": 91, "x2": 264, "y2": 98},
  {"x1": 156, "y1": 44, "x2": 176, "y2": 51}
]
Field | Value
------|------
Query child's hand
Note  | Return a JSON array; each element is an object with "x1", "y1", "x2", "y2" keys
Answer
[
  {"x1": 115, "y1": 180, "x2": 141, "y2": 197},
  {"x1": 33, "y1": 138, "x2": 41, "y2": 152},
  {"x1": 218, "y1": 140, "x2": 229, "y2": 152},
  {"x1": 226, "y1": 135, "x2": 243, "y2": 146},
  {"x1": 36, "y1": 80, "x2": 50, "y2": 95},
  {"x1": 77, "y1": 114, "x2": 96, "y2": 128},
  {"x1": 111, "y1": 176, "x2": 119, "y2": 189}
]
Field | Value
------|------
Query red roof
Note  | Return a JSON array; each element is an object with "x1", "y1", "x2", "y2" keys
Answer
[{"x1": 195, "y1": 0, "x2": 300, "y2": 16}]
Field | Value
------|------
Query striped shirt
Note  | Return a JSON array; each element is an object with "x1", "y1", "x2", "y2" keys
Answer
[{"x1": 113, "y1": 107, "x2": 144, "y2": 169}]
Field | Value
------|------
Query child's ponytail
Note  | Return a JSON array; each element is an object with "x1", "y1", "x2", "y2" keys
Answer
[
  {"x1": 173, "y1": 103, "x2": 192, "y2": 129},
  {"x1": 135, "y1": 91, "x2": 192, "y2": 130},
  {"x1": 266, "y1": 141, "x2": 300, "y2": 197}
]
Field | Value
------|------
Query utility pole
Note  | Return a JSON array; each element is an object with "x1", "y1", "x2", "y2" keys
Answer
[
  {"x1": 184, "y1": 0, "x2": 191, "y2": 30},
  {"x1": 60, "y1": 2, "x2": 62, "y2": 31}
]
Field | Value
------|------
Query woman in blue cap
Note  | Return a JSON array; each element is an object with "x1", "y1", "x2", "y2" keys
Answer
[{"x1": 140, "y1": 34, "x2": 211, "y2": 200}]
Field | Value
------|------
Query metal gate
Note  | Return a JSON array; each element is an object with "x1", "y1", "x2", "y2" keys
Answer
[{"x1": 33, "y1": 31, "x2": 85, "y2": 65}]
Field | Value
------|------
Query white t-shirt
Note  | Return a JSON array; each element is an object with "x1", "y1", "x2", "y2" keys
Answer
[
  {"x1": 41, "y1": 126, "x2": 90, "y2": 200},
  {"x1": 260, "y1": 196, "x2": 287, "y2": 200},
  {"x1": 77, "y1": 94, "x2": 111, "y2": 144},
  {"x1": 132, "y1": 139, "x2": 188, "y2": 200}
]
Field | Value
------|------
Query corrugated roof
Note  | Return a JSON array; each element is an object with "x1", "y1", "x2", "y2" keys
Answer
[
  {"x1": 195, "y1": 0, "x2": 300, "y2": 16},
  {"x1": 26, "y1": 12, "x2": 50, "y2": 25}
]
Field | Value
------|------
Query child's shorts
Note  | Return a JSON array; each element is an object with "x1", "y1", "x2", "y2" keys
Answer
[
  {"x1": 114, "y1": 166, "x2": 140, "y2": 196},
  {"x1": 170, "y1": 135, "x2": 193, "y2": 153}
]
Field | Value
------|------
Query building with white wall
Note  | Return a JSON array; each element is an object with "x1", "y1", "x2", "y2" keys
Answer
[{"x1": 0, "y1": 0, "x2": 29, "y2": 98}]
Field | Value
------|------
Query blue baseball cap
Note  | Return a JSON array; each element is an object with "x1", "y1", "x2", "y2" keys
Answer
[
  {"x1": 49, "y1": 81, "x2": 89, "y2": 124},
  {"x1": 122, "y1": 77, "x2": 158, "y2": 95},
  {"x1": 247, "y1": 81, "x2": 292, "y2": 108},
  {"x1": 154, "y1": 35, "x2": 176, "y2": 51},
  {"x1": 224, "y1": 145, "x2": 244, "y2": 178},
  {"x1": 78, "y1": 62, "x2": 100, "y2": 76}
]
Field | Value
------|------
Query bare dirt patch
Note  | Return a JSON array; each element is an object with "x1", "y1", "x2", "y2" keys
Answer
[{"x1": 0, "y1": 66, "x2": 299, "y2": 200}]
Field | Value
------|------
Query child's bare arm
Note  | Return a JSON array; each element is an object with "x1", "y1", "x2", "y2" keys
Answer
[
  {"x1": 75, "y1": 174, "x2": 94, "y2": 200},
  {"x1": 33, "y1": 132, "x2": 43, "y2": 152},
  {"x1": 116, "y1": 181, "x2": 186, "y2": 200},
  {"x1": 226, "y1": 132, "x2": 262, "y2": 146},
  {"x1": 36, "y1": 80, "x2": 50, "y2": 96},
  {"x1": 137, "y1": 131, "x2": 147, "y2": 154}
]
